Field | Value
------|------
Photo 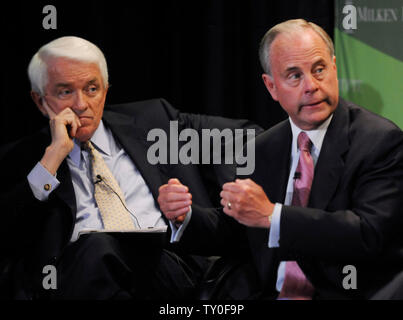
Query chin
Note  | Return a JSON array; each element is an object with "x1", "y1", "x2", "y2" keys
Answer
[
  {"x1": 75, "y1": 127, "x2": 95, "y2": 142},
  {"x1": 308, "y1": 117, "x2": 330, "y2": 129}
]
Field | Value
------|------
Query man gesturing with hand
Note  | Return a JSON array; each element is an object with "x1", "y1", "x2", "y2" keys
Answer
[
  {"x1": 160, "y1": 178, "x2": 273, "y2": 228},
  {"x1": 158, "y1": 19, "x2": 403, "y2": 300}
]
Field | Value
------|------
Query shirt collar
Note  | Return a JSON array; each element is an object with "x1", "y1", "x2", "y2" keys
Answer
[
  {"x1": 289, "y1": 114, "x2": 333, "y2": 155},
  {"x1": 89, "y1": 120, "x2": 112, "y2": 156},
  {"x1": 68, "y1": 120, "x2": 111, "y2": 167},
  {"x1": 69, "y1": 140, "x2": 82, "y2": 167}
]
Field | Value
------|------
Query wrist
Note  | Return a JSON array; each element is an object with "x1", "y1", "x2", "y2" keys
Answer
[
  {"x1": 50, "y1": 139, "x2": 73, "y2": 155},
  {"x1": 267, "y1": 202, "x2": 274, "y2": 223},
  {"x1": 174, "y1": 213, "x2": 186, "y2": 227},
  {"x1": 265, "y1": 202, "x2": 276, "y2": 227},
  {"x1": 267, "y1": 213, "x2": 275, "y2": 229},
  {"x1": 40, "y1": 145, "x2": 68, "y2": 175}
]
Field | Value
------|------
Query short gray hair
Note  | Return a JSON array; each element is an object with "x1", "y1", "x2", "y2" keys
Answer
[
  {"x1": 27, "y1": 36, "x2": 109, "y2": 95},
  {"x1": 258, "y1": 19, "x2": 335, "y2": 75}
]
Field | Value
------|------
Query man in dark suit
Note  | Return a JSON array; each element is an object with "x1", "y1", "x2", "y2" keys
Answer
[
  {"x1": 0, "y1": 36, "x2": 261, "y2": 299},
  {"x1": 159, "y1": 19, "x2": 403, "y2": 299}
]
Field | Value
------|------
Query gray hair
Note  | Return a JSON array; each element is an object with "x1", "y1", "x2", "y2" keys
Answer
[
  {"x1": 27, "y1": 36, "x2": 108, "y2": 95},
  {"x1": 258, "y1": 19, "x2": 335, "y2": 75}
]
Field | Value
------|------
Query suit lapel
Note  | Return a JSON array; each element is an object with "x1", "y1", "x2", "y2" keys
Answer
[
  {"x1": 253, "y1": 120, "x2": 292, "y2": 203},
  {"x1": 247, "y1": 121, "x2": 292, "y2": 288},
  {"x1": 309, "y1": 101, "x2": 349, "y2": 209},
  {"x1": 53, "y1": 160, "x2": 76, "y2": 213},
  {"x1": 268, "y1": 121, "x2": 293, "y2": 203},
  {"x1": 102, "y1": 110, "x2": 164, "y2": 201}
]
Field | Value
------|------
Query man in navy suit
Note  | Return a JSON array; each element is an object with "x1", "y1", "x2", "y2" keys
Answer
[
  {"x1": 0, "y1": 36, "x2": 261, "y2": 299},
  {"x1": 159, "y1": 19, "x2": 403, "y2": 299}
]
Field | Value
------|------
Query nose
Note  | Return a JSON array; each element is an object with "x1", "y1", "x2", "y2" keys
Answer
[
  {"x1": 303, "y1": 74, "x2": 319, "y2": 95},
  {"x1": 71, "y1": 91, "x2": 88, "y2": 113}
]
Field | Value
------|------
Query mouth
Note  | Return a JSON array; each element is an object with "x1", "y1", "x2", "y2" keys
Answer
[
  {"x1": 304, "y1": 100, "x2": 323, "y2": 107},
  {"x1": 78, "y1": 116, "x2": 93, "y2": 121},
  {"x1": 78, "y1": 116, "x2": 94, "y2": 126},
  {"x1": 300, "y1": 99, "x2": 327, "y2": 111}
]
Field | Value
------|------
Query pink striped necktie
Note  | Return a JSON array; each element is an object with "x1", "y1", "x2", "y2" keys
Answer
[{"x1": 278, "y1": 131, "x2": 315, "y2": 300}]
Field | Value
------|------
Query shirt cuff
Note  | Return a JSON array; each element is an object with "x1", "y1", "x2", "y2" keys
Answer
[
  {"x1": 268, "y1": 203, "x2": 282, "y2": 248},
  {"x1": 27, "y1": 162, "x2": 60, "y2": 201},
  {"x1": 169, "y1": 206, "x2": 192, "y2": 243}
]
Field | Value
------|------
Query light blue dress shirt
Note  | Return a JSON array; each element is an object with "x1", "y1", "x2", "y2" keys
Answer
[{"x1": 27, "y1": 120, "x2": 166, "y2": 242}]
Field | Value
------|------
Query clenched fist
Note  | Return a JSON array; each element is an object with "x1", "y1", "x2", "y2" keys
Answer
[
  {"x1": 220, "y1": 178, "x2": 274, "y2": 228},
  {"x1": 158, "y1": 178, "x2": 192, "y2": 224}
]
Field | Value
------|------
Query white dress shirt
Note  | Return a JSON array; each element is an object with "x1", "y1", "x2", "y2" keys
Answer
[
  {"x1": 27, "y1": 120, "x2": 166, "y2": 242},
  {"x1": 268, "y1": 115, "x2": 333, "y2": 292}
]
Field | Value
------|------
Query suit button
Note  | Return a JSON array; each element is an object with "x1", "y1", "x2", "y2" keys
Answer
[{"x1": 44, "y1": 184, "x2": 51, "y2": 191}]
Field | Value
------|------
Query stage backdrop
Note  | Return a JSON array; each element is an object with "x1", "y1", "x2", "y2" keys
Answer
[
  {"x1": 335, "y1": 0, "x2": 403, "y2": 129},
  {"x1": 0, "y1": 1, "x2": 334, "y2": 145}
]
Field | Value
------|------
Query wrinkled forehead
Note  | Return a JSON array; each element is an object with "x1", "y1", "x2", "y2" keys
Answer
[
  {"x1": 270, "y1": 30, "x2": 332, "y2": 71},
  {"x1": 45, "y1": 57, "x2": 104, "y2": 86},
  {"x1": 273, "y1": 29, "x2": 330, "y2": 55}
]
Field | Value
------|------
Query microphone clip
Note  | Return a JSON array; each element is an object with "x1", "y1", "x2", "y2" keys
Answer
[{"x1": 94, "y1": 174, "x2": 103, "y2": 184}]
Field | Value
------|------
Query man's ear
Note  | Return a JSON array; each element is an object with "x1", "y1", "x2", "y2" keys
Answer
[
  {"x1": 31, "y1": 91, "x2": 48, "y2": 118},
  {"x1": 262, "y1": 74, "x2": 278, "y2": 101},
  {"x1": 332, "y1": 55, "x2": 337, "y2": 71}
]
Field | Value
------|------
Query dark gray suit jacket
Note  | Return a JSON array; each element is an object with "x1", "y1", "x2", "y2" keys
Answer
[{"x1": 180, "y1": 99, "x2": 403, "y2": 299}]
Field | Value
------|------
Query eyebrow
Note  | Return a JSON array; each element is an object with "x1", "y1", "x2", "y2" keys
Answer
[
  {"x1": 54, "y1": 78, "x2": 100, "y2": 88},
  {"x1": 284, "y1": 66, "x2": 300, "y2": 74},
  {"x1": 54, "y1": 83, "x2": 72, "y2": 88},
  {"x1": 284, "y1": 58, "x2": 327, "y2": 74},
  {"x1": 87, "y1": 78, "x2": 100, "y2": 85},
  {"x1": 312, "y1": 58, "x2": 326, "y2": 68}
]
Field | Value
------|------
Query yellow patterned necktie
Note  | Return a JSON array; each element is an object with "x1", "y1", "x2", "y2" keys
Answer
[{"x1": 83, "y1": 141, "x2": 137, "y2": 230}]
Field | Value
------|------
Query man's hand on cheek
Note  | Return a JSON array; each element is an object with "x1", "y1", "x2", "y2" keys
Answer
[
  {"x1": 41, "y1": 100, "x2": 81, "y2": 149},
  {"x1": 40, "y1": 102, "x2": 81, "y2": 175}
]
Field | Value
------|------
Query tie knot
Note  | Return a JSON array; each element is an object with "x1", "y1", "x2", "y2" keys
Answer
[
  {"x1": 82, "y1": 141, "x2": 94, "y2": 152},
  {"x1": 297, "y1": 132, "x2": 312, "y2": 152}
]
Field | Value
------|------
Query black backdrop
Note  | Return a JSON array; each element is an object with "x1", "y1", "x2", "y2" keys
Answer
[{"x1": 0, "y1": 0, "x2": 334, "y2": 145}]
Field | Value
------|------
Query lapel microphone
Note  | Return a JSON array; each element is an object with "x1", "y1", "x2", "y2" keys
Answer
[
  {"x1": 94, "y1": 174, "x2": 103, "y2": 184},
  {"x1": 92, "y1": 173, "x2": 141, "y2": 228},
  {"x1": 293, "y1": 172, "x2": 301, "y2": 180}
]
